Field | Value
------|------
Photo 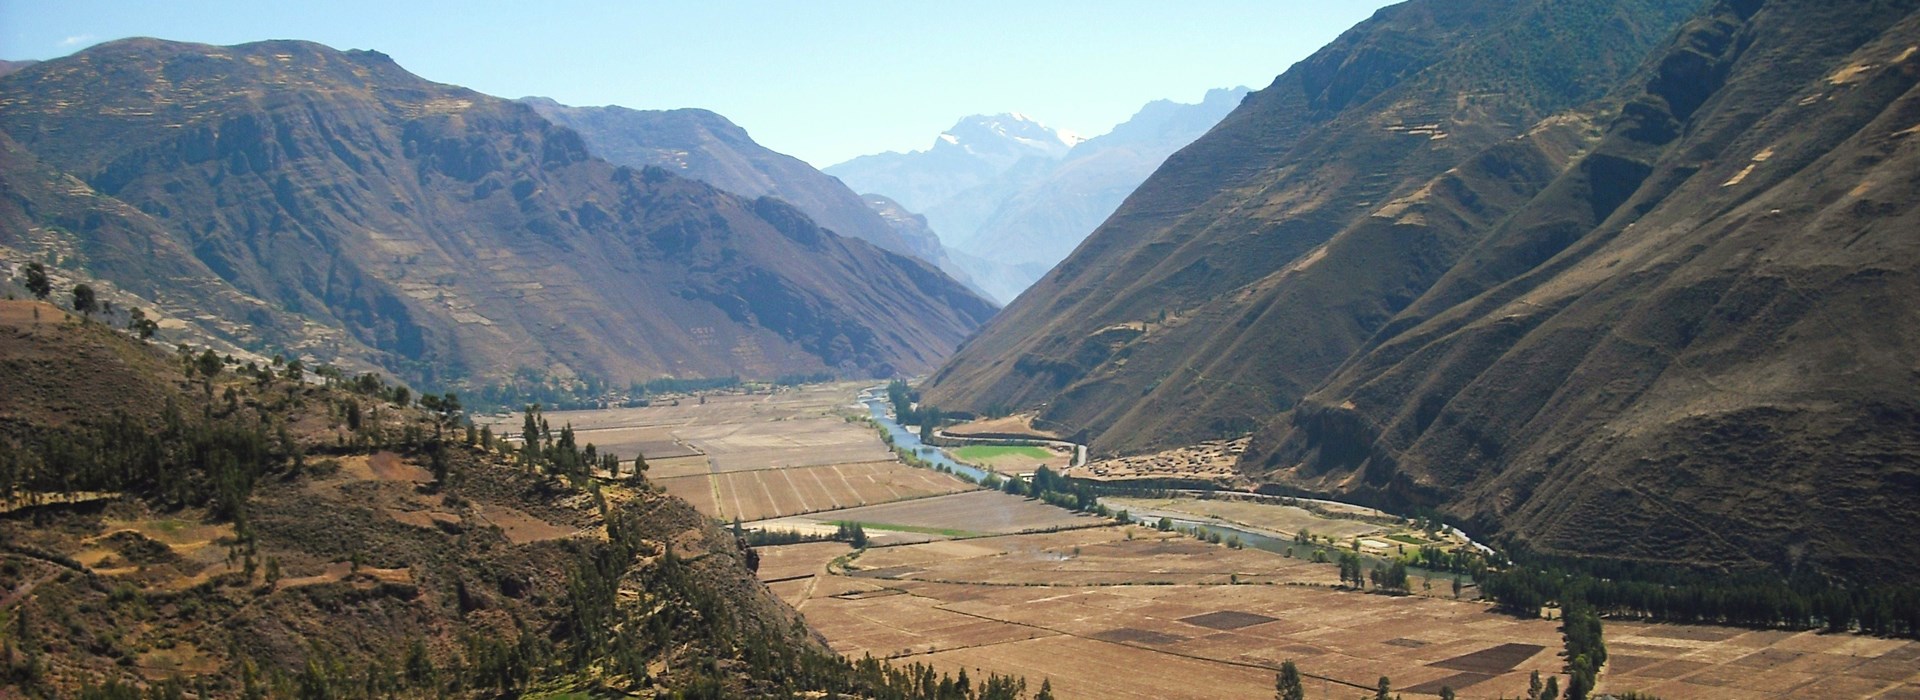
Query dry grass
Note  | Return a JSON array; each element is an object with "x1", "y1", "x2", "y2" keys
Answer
[
  {"x1": 656, "y1": 461, "x2": 974, "y2": 522},
  {"x1": 763, "y1": 523, "x2": 1920, "y2": 699}
]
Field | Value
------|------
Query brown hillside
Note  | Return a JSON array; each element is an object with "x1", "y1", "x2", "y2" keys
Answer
[
  {"x1": 1251, "y1": 0, "x2": 1920, "y2": 580},
  {"x1": 0, "y1": 303, "x2": 833, "y2": 696},
  {"x1": 922, "y1": 0, "x2": 1701, "y2": 453},
  {"x1": 0, "y1": 39, "x2": 994, "y2": 392}
]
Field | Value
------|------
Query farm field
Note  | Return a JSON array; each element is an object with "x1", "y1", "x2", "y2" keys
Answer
[
  {"x1": 749, "y1": 490, "x2": 1101, "y2": 545},
  {"x1": 655, "y1": 461, "x2": 974, "y2": 522},
  {"x1": 763, "y1": 525, "x2": 1920, "y2": 699},
  {"x1": 498, "y1": 383, "x2": 973, "y2": 523},
  {"x1": 1104, "y1": 496, "x2": 1391, "y2": 542},
  {"x1": 949, "y1": 444, "x2": 1072, "y2": 472},
  {"x1": 678, "y1": 417, "x2": 894, "y2": 471}
]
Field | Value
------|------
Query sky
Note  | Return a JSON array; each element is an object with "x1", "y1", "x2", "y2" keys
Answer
[{"x1": 0, "y1": 1, "x2": 1399, "y2": 168}]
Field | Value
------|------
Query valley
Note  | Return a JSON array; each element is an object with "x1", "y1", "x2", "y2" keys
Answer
[
  {"x1": 5, "y1": 0, "x2": 1920, "y2": 696},
  {"x1": 511, "y1": 383, "x2": 1920, "y2": 699}
]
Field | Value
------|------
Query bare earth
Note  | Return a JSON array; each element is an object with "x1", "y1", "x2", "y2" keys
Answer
[
  {"x1": 1067, "y1": 437, "x2": 1250, "y2": 483},
  {"x1": 764, "y1": 525, "x2": 1920, "y2": 700},
  {"x1": 520, "y1": 383, "x2": 975, "y2": 526}
]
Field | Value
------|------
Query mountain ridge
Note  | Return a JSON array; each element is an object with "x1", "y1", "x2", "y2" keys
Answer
[{"x1": 0, "y1": 38, "x2": 995, "y2": 393}]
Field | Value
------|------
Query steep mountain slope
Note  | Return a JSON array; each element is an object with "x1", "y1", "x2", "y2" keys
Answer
[
  {"x1": 0, "y1": 301, "x2": 1016, "y2": 697},
  {"x1": 923, "y1": 0, "x2": 1703, "y2": 452},
  {"x1": 955, "y1": 87, "x2": 1250, "y2": 302},
  {"x1": 826, "y1": 113, "x2": 1078, "y2": 245},
  {"x1": 1249, "y1": 0, "x2": 1920, "y2": 579},
  {"x1": 0, "y1": 39, "x2": 994, "y2": 391},
  {"x1": 518, "y1": 98, "x2": 947, "y2": 263}
]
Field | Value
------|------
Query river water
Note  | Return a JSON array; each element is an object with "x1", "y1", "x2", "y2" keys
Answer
[
  {"x1": 862, "y1": 385, "x2": 1480, "y2": 581},
  {"x1": 859, "y1": 389, "x2": 994, "y2": 482}
]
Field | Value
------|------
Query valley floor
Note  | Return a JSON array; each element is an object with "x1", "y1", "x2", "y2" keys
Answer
[{"x1": 525, "y1": 385, "x2": 1920, "y2": 700}]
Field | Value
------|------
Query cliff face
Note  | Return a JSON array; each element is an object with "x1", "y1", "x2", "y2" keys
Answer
[{"x1": 0, "y1": 39, "x2": 994, "y2": 390}]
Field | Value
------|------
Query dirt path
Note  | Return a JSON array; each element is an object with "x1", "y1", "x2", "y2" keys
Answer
[{"x1": 0, "y1": 567, "x2": 62, "y2": 611}]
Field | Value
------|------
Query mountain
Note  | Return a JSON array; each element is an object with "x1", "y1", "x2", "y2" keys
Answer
[
  {"x1": 828, "y1": 92, "x2": 1248, "y2": 303},
  {"x1": 0, "y1": 39, "x2": 995, "y2": 394},
  {"x1": 926, "y1": 0, "x2": 1920, "y2": 580},
  {"x1": 518, "y1": 97, "x2": 948, "y2": 264},
  {"x1": 1249, "y1": 0, "x2": 1920, "y2": 579},
  {"x1": 826, "y1": 113, "x2": 1079, "y2": 245},
  {"x1": 924, "y1": 0, "x2": 1704, "y2": 449},
  {"x1": 0, "y1": 59, "x2": 36, "y2": 78},
  {"x1": 954, "y1": 87, "x2": 1250, "y2": 302},
  {"x1": 0, "y1": 299, "x2": 1007, "y2": 696}
]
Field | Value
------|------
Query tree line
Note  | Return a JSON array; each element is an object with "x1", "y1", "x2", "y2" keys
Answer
[{"x1": 1478, "y1": 562, "x2": 1920, "y2": 637}]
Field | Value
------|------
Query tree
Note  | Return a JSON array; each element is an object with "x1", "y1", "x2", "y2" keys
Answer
[
  {"x1": 1542, "y1": 675, "x2": 1560, "y2": 700},
  {"x1": 1529, "y1": 670, "x2": 1543, "y2": 700},
  {"x1": 127, "y1": 308, "x2": 158, "y2": 339},
  {"x1": 1375, "y1": 675, "x2": 1393, "y2": 700},
  {"x1": 71, "y1": 283, "x2": 97, "y2": 317},
  {"x1": 196, "y1": 349, "x2": 223, "y2": 381},
  {"x1": 22, "y1": 262, "x2": 53, "y2": 300},
  {"x1": 1439, "y1": 687, "x2": 1456, "y2": 700},
  {"x1": 1275, "y1": 660, "x2": 1304, "y2": 700},
  {"x1": 1035, "y1": 679, "x2": 1055, "y2": 700}
]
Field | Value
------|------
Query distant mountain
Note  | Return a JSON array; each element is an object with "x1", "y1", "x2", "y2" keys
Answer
[
  {"x1": 518, "y1": 98, "x2": 947, "y2": 266},
  {"x1": 958, "y1": 88, "x2": 1250, "y2": 302},
  {"x1": 925, "y1": 0, "x2": 1920, "y2": 580},
  {"x1": 826, "y1": 113, "x2": 1078, "y2": 244},
  {"x1": 0, "y1": 59, "x2": 36, "y2": 78},
  {"x1": 0, "y1": 38, "x2": 995, "y2": 393},
  {"x1": 828, "y1": 92, "x2": 1247, "y2": 303}
]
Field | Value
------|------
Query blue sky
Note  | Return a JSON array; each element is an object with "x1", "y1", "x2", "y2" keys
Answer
[{"x1": 0, "y1": 1, "x2": 1397, "y2": 167}]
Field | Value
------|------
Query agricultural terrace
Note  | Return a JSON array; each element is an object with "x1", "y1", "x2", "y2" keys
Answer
[{"x1": 759, "y1": 524, "x2": 1920, "y2": 700}]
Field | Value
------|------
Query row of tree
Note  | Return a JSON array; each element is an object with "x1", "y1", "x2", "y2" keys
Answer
[{"x1": 1478, "y1": 563, "x2": 1920, "y2": 637}]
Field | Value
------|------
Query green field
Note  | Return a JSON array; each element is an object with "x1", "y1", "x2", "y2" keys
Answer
[{"x1": 950, "y1": 445, "x2": 1052, "y2": 462}]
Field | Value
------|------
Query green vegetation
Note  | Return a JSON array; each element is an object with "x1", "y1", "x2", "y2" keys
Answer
[
  {"x1": 1273, "y1": 660, "x2": 1304, "y2": 700},
  {"x1": 830, "y1": 521, "x2": 981, "y2": 540},
  {"x1": 1478, "y1": 561, "x2": 1920, "y2": 637},
  {"x1": 952, "y1": 445, "x2": 1052, "y2": 462},
  {"x1": 22, "y1": 262, "x2": 51, "y2": 300}
]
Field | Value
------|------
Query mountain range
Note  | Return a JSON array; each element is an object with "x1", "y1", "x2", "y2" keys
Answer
[
  {"x1": 517, "y1": 97, "x2": 958, "y2": 273},
  {"x1": 0, "y1": 38, "x2": 995, "y2": 394},
  {"x1": 828, "y1": 90, "x2": 1247, "y2": 303},
  {"x1": 923, "y1": 0, "x2": 1920, "y2": 579}
]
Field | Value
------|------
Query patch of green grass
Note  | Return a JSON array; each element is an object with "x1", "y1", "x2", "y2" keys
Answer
[
  {"x1": 1385, "y1": 533, "x2": 1427, "y2": 546},
  {"x1": 826, "y1": 520, "x2": 986, "y2": 538},
  {"x1": 950, "y1": 445, "x2": 1051, "y2": 462}
]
